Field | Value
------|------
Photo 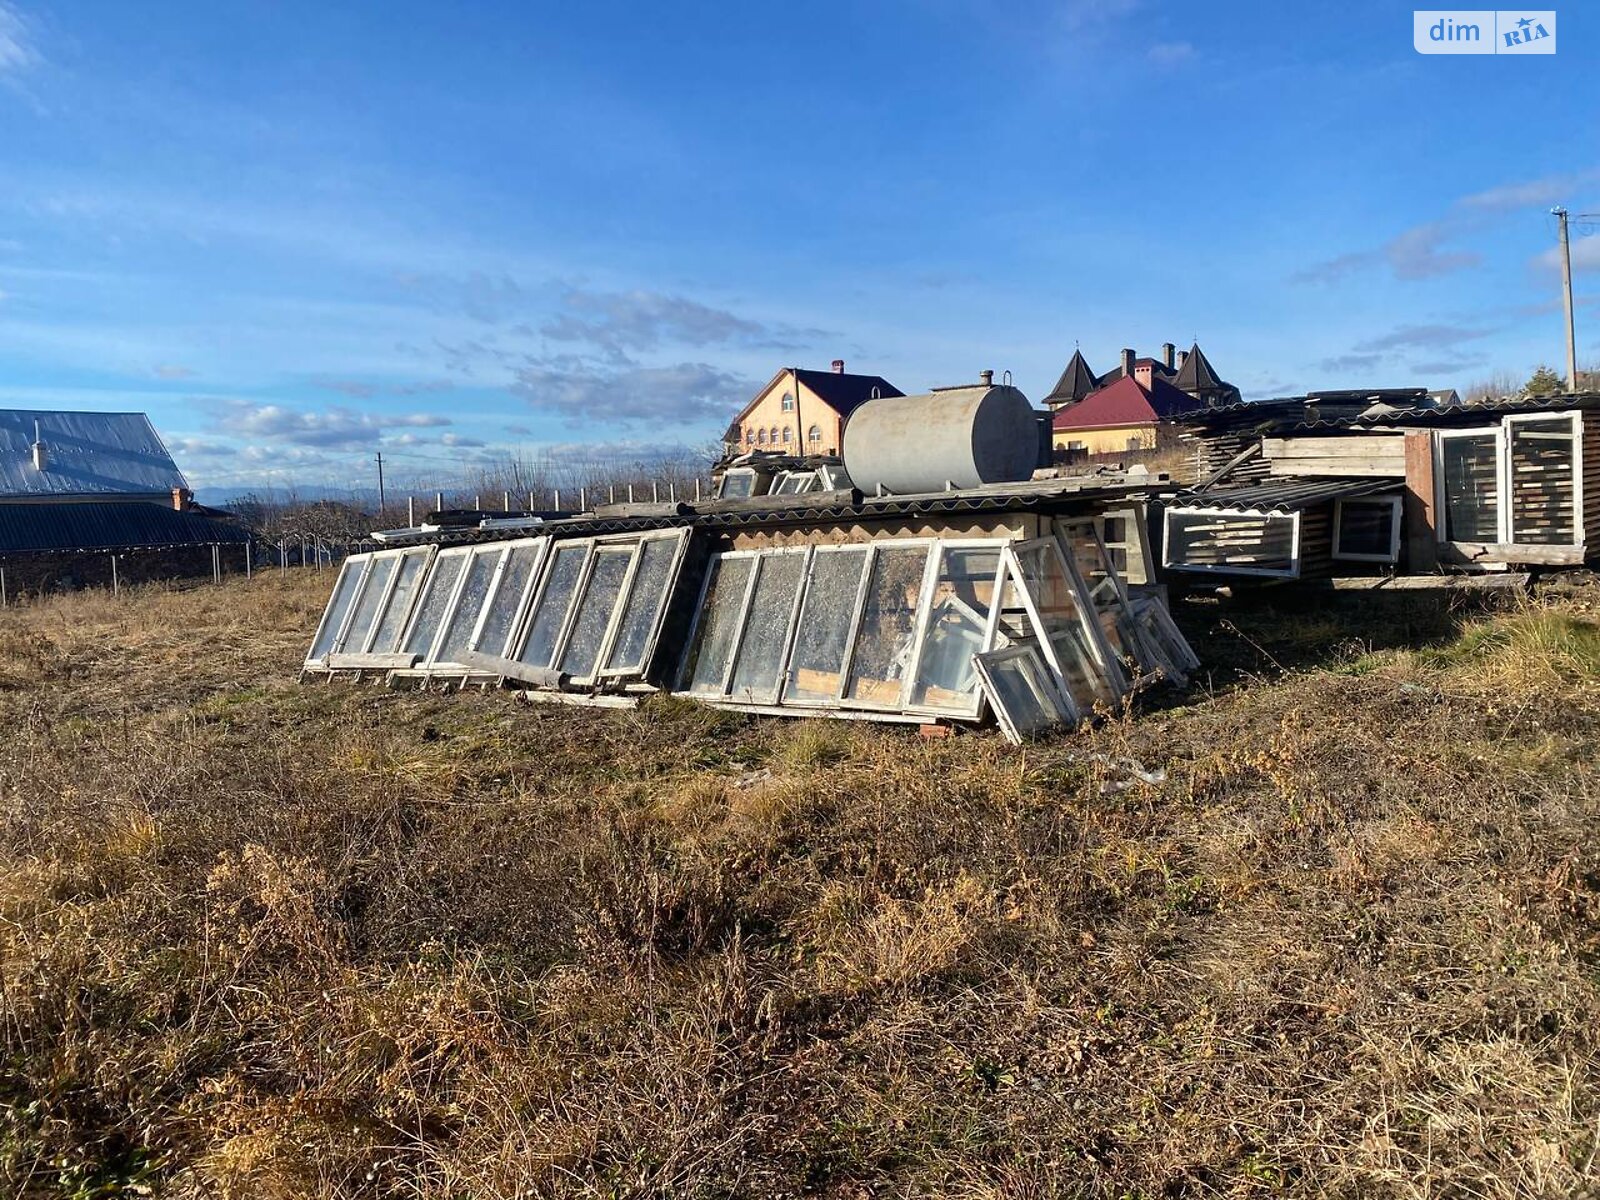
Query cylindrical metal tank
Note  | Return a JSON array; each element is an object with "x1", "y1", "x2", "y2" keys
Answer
[{"x1": 842, "y1": 383, "x2": 1039, "y2": 494}]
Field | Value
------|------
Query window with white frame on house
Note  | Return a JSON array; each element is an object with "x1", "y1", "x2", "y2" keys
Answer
[
  {"x1": 1333, "y1": 496, "x2": 1402, "y2": 562},
  {"x1": 808, "y1": 424, "x2": 822, "y2": 443},
  {"x1": 1435, "y1": 413, "x2": 1581, "y2": 547},
  {"x1": 781, "y1": 392, "x2": 795, "y2": 411}
]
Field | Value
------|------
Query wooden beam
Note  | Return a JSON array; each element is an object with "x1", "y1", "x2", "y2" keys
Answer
[
  {"x1": 1438, "y1": 541, "x2": 1585, "y2": 567},
  {"x1": 1403, "y1": 431, "x2": 1438, "y2": 573},
  {"x1": 1320, "y1": 573, "x2": 1531, "y2": 591}
]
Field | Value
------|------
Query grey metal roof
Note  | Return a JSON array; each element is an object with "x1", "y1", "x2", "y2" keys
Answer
[
  {"x1": 1171, "y1": 476, "x2": 1401, "y2": 513},
  {"x1": 0, "y1": 409, "x2": 189, "y2": 498},
  {"x1": 0, "y1": 501, "x2": 251, "y2": 557},
  {"x1": 378, "y1": 476, "x2": 1166, "y2": 546}
]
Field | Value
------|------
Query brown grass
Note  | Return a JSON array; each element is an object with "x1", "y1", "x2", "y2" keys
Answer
[{"x1": 2, "y1": 573, "x2": 1599, "y2": 1197}]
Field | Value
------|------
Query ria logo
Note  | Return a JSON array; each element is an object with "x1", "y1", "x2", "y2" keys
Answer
[{"x1": 1413, "y1": 10, "x2": 1556, "y2": 53}]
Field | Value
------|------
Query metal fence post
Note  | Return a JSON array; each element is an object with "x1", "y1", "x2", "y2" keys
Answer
[
  {"x1": 245, "y1": 542, "x2": 252, "y2": 579},
  {"x1": 211, "y1": 544, "x2": 221, "y2": 584},
  {"x1": 0, "y1": 566, "x2": 6, "y2": 607},
  {"x1": 408, "y1": 496, "x2": 415, "y2": 527},
  {"x1": 111, "y1": 555, "x2": 119, "y2": 596}
]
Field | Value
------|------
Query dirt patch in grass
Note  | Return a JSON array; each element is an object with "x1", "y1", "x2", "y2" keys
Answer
[{"x1": 2, "y1": 572, "x2": 1598, "y2": 1197}]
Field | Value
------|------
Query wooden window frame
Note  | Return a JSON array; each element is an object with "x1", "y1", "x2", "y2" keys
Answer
[
  {"x1": 1332, "y1": 496, "x2": 1403, "y2": 563},
  {"x1": 1161, "y1": 506, "x2": 1303, "y2": 579},
  {"x1": 1432, "y1": 412, "x2": 1583, "y2": 550}
]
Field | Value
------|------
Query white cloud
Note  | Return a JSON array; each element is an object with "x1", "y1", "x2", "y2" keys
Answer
[
  {"x1": 206, "y1": 399, "x2": 450, "y2": 449},
  {"x1": 512, "y1": 360, "x2": 755, "y2": 428},
  {"x1": 0, "y1": 2, "x2": 38, "y2": 77},
  {"x1": 1147, "y1": 41, "x2": 1195, "y2": 64}
]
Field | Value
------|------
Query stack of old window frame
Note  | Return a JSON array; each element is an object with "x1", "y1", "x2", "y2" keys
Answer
[
  {"x1": 302, "y1": 529, "x2": 692, "y2": 691},
  {"x1": 673, "y1": 522, "x2": 1195, "y2": 741},
  {"x1": 303, "y1": 520, "x2": 1195, "y2": 743}
]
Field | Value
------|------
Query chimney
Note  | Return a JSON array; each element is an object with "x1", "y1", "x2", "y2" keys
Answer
[
  {"x1": 30, "y1": 420, "x2": 47, "y2": 472},
  {"x1": 1162, "y1": 342, "x2": 1176, "y2": 370},
  {"x1": 1121, "y1": 347, "x2": 1135, "y2": 377},
  {"x1": 1176, "y1": 349, "x2": 1189, "y2": 370},
  {"x1": 979, "y1": 369, "x2": 994, "y2": 387},
  {"x1": 172, "y1": 486, "x2": 193, "y2": 511},
  {"x1": 831, "y1": 358, "x2": 845, "y2": 374}
]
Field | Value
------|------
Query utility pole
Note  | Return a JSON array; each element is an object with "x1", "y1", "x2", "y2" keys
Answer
[
  {"x1": 1553, "y1": 207, "x2": 1577, "y2": 390},
  {"x1": 375, "y1": 451, "x2": 387, "y2": 515}
]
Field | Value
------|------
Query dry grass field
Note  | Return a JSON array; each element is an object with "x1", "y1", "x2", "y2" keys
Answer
[{"x1": 3, "y1": 570, "x2": 1600, "y2": 1198}]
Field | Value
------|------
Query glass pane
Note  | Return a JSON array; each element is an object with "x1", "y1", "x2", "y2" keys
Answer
[
  {"x1": 474, "y1": 542, "x2": 544, "y2": 659},
  {"x1": 434, "y1": 548, "x2": 504, "y2": 664},
  {"x1": 728, "y1": 552, "x2": 807, "y2": 702},
  {"x1": 1337, "y1": 502, "x2": 1396, "y2": 558},
  {"x1": 1441, "y1": 434, "x2": 1499, "y2": 542},
  {"x1": 309, "y1": 557, "x2": 366, "y2": 660},
  {"x1": 338, "y1": 554, "x2": 395, "y2": 654},
  {"x1": 719, "y1": 472, "x2": 755, "y2": 499},
  {"x1": 371, "y1": 551, "x2": 428, "y2": 652},
  {"x1": 1058, "y1": 526, "x2": 1139, "y2": 666},
  {"x1": 980, "y1": 646, "x2": 1063, "y2": 738},
  {"x1": 785, "y1": 548, "x2": 869, "y2": 704},
  {"x1": 844, "y1": 546, "x2": 929, "y2": 707},
  {"x1": 402, "y1": 552, "x2": 465, "y2": 657},
  {"x1": 558, "y1": 546, "x2": 633, "y2": 679},
  {"x1": 1508, "y1": 418, "x2": 1575, "y2": 545},
  {"x1": 682, "y1": 556, "x2": 755, "y2": 695},
  {"x1": 517, "y1": 543, "x2": 588, "y2": 669},
  {"x1": 910, "y1": 548, "x2": 1000, "y2": 712},
  {"x1": 1015, "y1": 544, "x2": 1116, "y2": 706},
  {"x1": 604, "y1": 537, "x2": 679, "y2": 673}
]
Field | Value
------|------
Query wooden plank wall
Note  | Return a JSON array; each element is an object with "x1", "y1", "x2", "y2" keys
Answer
[
  {"x1": 1585, "y1": 413, "x2": 1600, "y2": 562},
  {"x1": 1185, "y1": 432, "x2": 1271, "y2": 487},
  {"x1": 1298, "y1": 504, "x2": 1335, "y2": 579},
  {"x1": 1262, "y1": 435, "x2": 1406, "y2": 477}
]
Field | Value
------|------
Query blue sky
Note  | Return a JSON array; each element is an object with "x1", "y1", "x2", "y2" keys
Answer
[{"x1": 0, "y1": 1, "x2": 1596, "y2": 495}]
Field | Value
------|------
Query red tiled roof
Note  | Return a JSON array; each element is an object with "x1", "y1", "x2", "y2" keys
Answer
[{"x1": 1052, "y1": 376, "x2": 1206, "y2": 430}]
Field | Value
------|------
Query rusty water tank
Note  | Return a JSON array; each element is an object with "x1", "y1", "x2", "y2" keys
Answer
[{"x1": 842, "y1": 381, "x2": 1038, "y2": 493}]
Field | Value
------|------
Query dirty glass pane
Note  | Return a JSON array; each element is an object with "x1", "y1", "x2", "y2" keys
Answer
[
  {"x1": 558, "y1": 546, "x2": 633, "y2": 679},
  {"x1": 728, "y1": 552, "x2": 807, "y2": 702},
  {"x1": 371, "y1": 550, "x2": 428, "y2": 652},
  {"x1": 1057, "y1": 525, "x2": 1140, "y2": 669},
  {"x1": 718, "y1": 471, "x2": 756, "y2": 499},
  {"x1": 1336, "y1": 501, "x2": 1398, "y2": 559},
  {"x1": 909, "y1": 547, "x2": 1000, "y2": 712},
  {"x1": 1015, "y1": 544, "x2": 1117, "y2": 707},
  {"x1": 978, "y1": 645, "x2": 1066, "y2": 740},
  {"x1": 1508, "y1": 418, "x2": 1576, "y2": 545},
  {"x1": 681, "y1": 556, "x2": 755, "y2": 694},
  {"x1": 338, "y1": 554, "x2": 395, "y2": 653},
  {"x1": 309, "y1": 556, "x2": 367, "y2": 661},
  {"x1": 1441, "y1": 433, "x2": 1499, "y2": 542},
  {"x1": 402, "y1": 551, "x2": 465, "y2": 658},
  {"x1": 604, "y1": 536, "x2": 680, "y2": 673},
  {"x1": 474, "y1": 541, "x2": 545, "y2": 658},
  {"x1": 517, "y1": 543, "x2": 589, "y2": 669},
  {"x1": 844, "y1": 546, "x2": 929, "y2": 707},
  {"x1": 434, "y1": 547, "x2": 504, "y2": 664},
  {"x1": 784, "y1": 548, "x2": 869, "y2": 704}
]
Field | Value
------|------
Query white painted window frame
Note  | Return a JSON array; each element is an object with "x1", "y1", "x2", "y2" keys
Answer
[
  {"x1": 1161, "y1": 506, "x2": 1303, "y2": 579},
  {"x1": 1332, "y1": 496, "x2": 1403, "y2": 563},
  {"x1": 1432, "y1": 411, "x2": 1583, "y2": 548}
]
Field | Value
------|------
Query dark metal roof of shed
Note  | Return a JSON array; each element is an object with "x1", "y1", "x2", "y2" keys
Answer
[
  {"x1": 0, "y1": 502, "x2": 252, "y2": 557},
  {"x1": 1171, "y1": 476, "x2": 1401, "y2": 513}
]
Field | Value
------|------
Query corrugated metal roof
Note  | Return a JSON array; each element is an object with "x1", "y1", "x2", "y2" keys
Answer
[
  {"x1": 0, "y1": 409, "x2": 189, "y2": 498},
  {"x1": 375, "y1": 477, "x2": 1164, "y2": 546},
  {"x1": 1171, "y1": 476, "x2": 1401, "y2": 513},
  {"x1": 0, "y1": 502, "x2": 251, "y2": 556}
]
